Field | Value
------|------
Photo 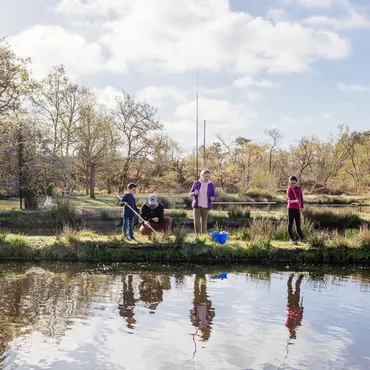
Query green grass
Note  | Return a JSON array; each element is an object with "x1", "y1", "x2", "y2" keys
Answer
[
  {"x1": 1, "y1": 225, "x2": 370, "y2": 263},
  {"x1": 303, "y1": 207, "x2": 363, "y2": 229}
]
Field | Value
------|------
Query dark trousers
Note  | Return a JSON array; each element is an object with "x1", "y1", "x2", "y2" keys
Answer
[
  {"x1": 288, "y1": 208, "x2": 304, "y2": 240},
  {"x1": 123, "y1": 217, "x2": 135, "y2": 238}
]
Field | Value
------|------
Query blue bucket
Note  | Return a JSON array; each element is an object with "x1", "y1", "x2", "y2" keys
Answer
[
  {"x1": 211, "y1": 232, "x2": 219, "y2": 242},
  {"x1": 217, "y1": 232, "x2": 229, "y2": 244},
  {"x1": 211, "y1": 231, "x2": 229, "y2": 244}
]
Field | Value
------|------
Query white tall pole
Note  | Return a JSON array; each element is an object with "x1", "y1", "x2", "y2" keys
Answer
[
  {"x1": 203, "y1": 119, "x2": 206, "y2": 163},
  {"x1": 196, "y1": 73, "x2": 199, "y2": 178}
]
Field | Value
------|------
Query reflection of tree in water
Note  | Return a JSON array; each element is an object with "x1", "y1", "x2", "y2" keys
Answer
[
  {"x1": 285, "y1": 274, "x2": 304, "y2": 340},
  {"x1": 119, "y1": 273, "x2": 172, "y2": 329},
  {"x1": 190, "y1": 274, "x2": 215, "y2": 342},
  {"x1": 0, "y1": 267, "x2": 116, "y2": 360}
]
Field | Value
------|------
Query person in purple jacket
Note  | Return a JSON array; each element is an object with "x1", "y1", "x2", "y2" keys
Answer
[
  {"x1": 287, "y1": 175, "x2": 305, "y2": 245},
  {"x1": 189, "y1": 169, "x2": 216, "y2": 236}
]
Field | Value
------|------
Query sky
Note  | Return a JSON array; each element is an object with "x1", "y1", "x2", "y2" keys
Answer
[{"x1": 1, "y1": 0, "x2": 370, "y2": 150}]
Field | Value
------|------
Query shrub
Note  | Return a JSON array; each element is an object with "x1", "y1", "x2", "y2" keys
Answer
[
  {"x1": 228, "y1": 206, "x2": 251, "y2": 220},
  {"x1": 159, "y1": 196, "x2": 173, "y2": 209},
  {"x1": 234, "y1": 227, "x2": 250, "y2": 241},
  {"x1": 274, "y1": 221, "x2": 289, "y2": 240},
  {"x1": 166, "y1": 210, "x2": 187, "y2": 219},
  {"x1": 327, "y1": 230, "x2": 352, "y2": 248},
  {"x1": 359, "y1": 226, "x2": 370, "y2": 248},
  {"x1": 303, "y1": 207, "x2": 362, "y2": 229},
  {"x1": 173, "y1": 226, "x2": 189, "y2": 245},
  {"x1": 249, "y1": 218, "x2": 276, "y2": 241},
  {"x1": 183, "y1": 197, "x2": 193, "y2": 210},
  {"x1": 240, "y1": 188, "x2": 273, "y2": 200},
  {"x1": 56, "y1": 199, "x2": 76, "y2": 227},
  {"x1": 301, "y1": 218, "x2": 315, "y2": 236},
  {"x1": 78, "y1": 229, "x2": 100, "y2": 238},
  {"x1": 308, "y1": 231, "x2": 328, "y2": 248},
  {"x1": 100, "y1": 209, "x2": 114, "y2": 221}
]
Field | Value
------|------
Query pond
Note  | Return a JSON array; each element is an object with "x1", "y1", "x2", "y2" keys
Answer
[{"x1": 0, "y1": 263, "x2": 370, "y2": 370}]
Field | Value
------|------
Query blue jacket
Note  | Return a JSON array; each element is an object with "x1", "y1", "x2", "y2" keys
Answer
[{"x1": 119, "y1": 193, "x2": 139, "y2": 218}]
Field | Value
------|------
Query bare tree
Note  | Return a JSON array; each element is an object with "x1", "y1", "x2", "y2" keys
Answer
[
  {"x1": 112, "y1": 92, "x2": 162, "y2": 191},
  {"x1": 74, "y1": 91, "x2": 116, "y2": 199},
  {"x1": 31, "y1": 65, "x2": 82, "y2": 158},
  {"x1": 264, "y1": 128, "x2": 283, "y2": 173},
  {"x1": 291, "y1": 136, "x2": 318, "y2": 182}
]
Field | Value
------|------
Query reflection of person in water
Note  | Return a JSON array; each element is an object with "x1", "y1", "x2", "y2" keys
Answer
[
  {"x1": 139, "y1": 273, "x2": 171, "y2": 312},
  {"x1": 285, "y1": 274, "x2": 304, "y2": 339},
  {"x1": 119, "y1": 275, "x2": 137, "y2": 329},
  {"x1": 190, "y1": 274, "x2": 215, "y2": 342}
]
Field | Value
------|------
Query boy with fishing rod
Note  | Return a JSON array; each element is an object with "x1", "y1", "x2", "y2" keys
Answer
[
  {"x1": 287, "y1": 175, "x2": 305, "y2": 245},
  {"x1": 118, "y1": 183, "x2": 140, "y2": 241},
  {"x1": 117, "y1": 184, "x2": 159, "y2": 240}
]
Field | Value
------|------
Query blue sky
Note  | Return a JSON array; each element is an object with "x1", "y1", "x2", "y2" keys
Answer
[{"x1": 1, "y1": 0, "x2": 370, "y2": 149}]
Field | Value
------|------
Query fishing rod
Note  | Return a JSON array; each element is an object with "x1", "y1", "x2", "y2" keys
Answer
[{"x1": 116, "y1": 194, "x2": 159, "y2": 236}]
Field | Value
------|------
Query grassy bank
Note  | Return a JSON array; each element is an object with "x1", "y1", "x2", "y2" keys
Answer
[{"x1": 1, "y1": 222, "x2": 370, "y2": 263}]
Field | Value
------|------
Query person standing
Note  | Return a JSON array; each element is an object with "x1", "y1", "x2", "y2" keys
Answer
[
  {"x1": 287, "y1": 176, "x2": 305, "y2": 245},
  {"x1": 119, "y1": 183, "x2": 139, "y2": 241},
  {"x1": 190, "y1": 169, "x2": 216, "y2": 237}
]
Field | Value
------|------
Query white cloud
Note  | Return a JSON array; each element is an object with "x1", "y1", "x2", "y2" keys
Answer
[
  {"x1": 9, "y1": 25, "x2": 104, "y2": 79},
  {"x1": 246, "y1": 91, "x2": 264, "y2": 101},
  {"x1": 234, "y1": 76, "x2": 279, "y2": 89},
  {"x1": 321, "y1": 113, "x2": 332, "y2": 118},
  {"x1": 338, "y1": 83, "x2": 370, "y2": 92},
  {"x1": 303, "y1": 10, "x2": 370, "y2": 30},
  {"x1": 52, "y1": 0, "x2": 351, "y2": 77},
  {"x1": 281, "y1": 116, "x2": 294, "y2": 123},
  {"x1": 55, "y1": 0, "x2": 129, "y2": 16},
  {"x1": 136, "y1": 86, "x2": 188, "y2": 107},
  {"x1": 283, "y1": 0, "x2": 346, "y2": 7},
  {"x1": 92, "y1": 86, "x2": 120, "y2": 109},
  {"x1": 175, "y1": 97, "x2": 256, "y2": 138},
  {"x1": 267, "y1": 9, "x2": 289, "y2": 22}
]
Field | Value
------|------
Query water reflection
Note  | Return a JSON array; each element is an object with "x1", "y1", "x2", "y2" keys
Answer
[
  {"x1": 285, "y1": 274, "x2": 304, "y2": 340},
  {"x1": 119, "y1": 275, "x2": 136, "y2": 329},
  {"x1": 190, "y1": 274, "x2": 215, "y2": 342},
  {"x1": 119, "y1": 272, "x2": 172, "y2": 329},
  {"x1": 0, "y1": 263, "x2": 369, "y2": 369}
]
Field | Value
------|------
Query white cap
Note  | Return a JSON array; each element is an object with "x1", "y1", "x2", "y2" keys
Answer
[{"x1": 148, "y1": 194, "x2": 158, "y2": 206}]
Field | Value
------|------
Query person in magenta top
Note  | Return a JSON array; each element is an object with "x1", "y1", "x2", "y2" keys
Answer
[{"x1": 287, "y1": 175, "x2": 305, "y2": 245}]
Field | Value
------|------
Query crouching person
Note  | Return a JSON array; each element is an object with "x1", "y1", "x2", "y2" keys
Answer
[{"x1": 139, "y1": 194, "x2": 172, "y2": 235}]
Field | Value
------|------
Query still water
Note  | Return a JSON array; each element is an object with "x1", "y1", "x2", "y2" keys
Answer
[{"x1": 0, "y1": 263, "x2": 369, "y2": 370}]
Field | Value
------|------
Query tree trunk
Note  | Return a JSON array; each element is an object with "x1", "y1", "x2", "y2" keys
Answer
[
  {"x1": 17, "y1": 128, "x2": 24, "y2": 210},
  {"x1": 106, "y1": 178, "x2": 112, "y2": 195},
  {"x1": 24, "y1": 188, "x2": 38, "y2": 210},
  {"x1": 90, "y1": 164, "x2": 95, "y2": 199}
]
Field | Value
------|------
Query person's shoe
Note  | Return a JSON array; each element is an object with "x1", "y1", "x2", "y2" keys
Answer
[
  {"x1": 125, "y1": 236, "x2": 131, "y2": 241},
  {"x1": 300, "y1": 237, "x2": 307, "y2": 243},
  {"x1": 289, "y1": 239, "x2": 298, "y2": 245},
  {"x1": 130, "y1": 236, "x2": 137, "y2": 242}
]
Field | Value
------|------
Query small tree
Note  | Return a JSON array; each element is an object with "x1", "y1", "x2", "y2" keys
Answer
[
  {"x1": 0, "y1": 39, "x2": 33, "y2": 116},
  {"x1": 112, "y1": 92, "x2": 162, "y2": 191},
  {"x1": 74, "y1": 91, "x2": 116, "y2": 199}
]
